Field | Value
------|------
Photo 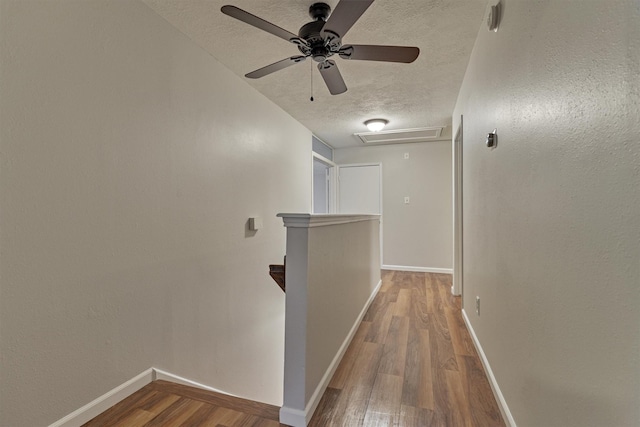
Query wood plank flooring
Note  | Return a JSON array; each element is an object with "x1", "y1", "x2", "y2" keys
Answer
[
  {"x1": 82, "y1": 380, "x2": 285, "y2": 427},
  {"x1": 308, "y1": 270, "x2": 504, "y2": 426},
  {"x1": 83, "y1": 271, "x2": 503, "y2": 426}
]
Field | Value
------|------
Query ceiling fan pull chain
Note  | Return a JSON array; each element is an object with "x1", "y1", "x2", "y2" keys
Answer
[{"x1": 310, "y1": 60, "x2": 314, "y2": 102}]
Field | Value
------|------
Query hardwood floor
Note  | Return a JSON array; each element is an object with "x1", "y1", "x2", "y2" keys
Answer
[
  {"x1": 83, "y1": 271, "x2": 503, "y2": 426},
  {"x1": 82, "y1": 380, "x2": 285, "y2": 427},
  {"x1": 308, "y1": 270, "x2": 504, "y2": 426}
]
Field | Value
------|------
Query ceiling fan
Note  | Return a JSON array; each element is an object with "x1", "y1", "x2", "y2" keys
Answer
[{"x1": 221, "y1": 1, "x2": 420, "y2": 95}]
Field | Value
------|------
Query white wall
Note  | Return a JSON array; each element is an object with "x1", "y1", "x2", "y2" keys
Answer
[
  {"x1": 453, "y1": 1, "x2": 639, "y2": 426},
  {"x1": 334, "y1": 141, "x2": 453, "y2": 271},
  {"x1": 0, "y1": 1, "x2": 311, "y2": 426}
]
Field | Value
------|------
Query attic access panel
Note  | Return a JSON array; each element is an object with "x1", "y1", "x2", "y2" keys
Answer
[{"x1": 354, "y1": 126, "x2": 444, "y2": 145}]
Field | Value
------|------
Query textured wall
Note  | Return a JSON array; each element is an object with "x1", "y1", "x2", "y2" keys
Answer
[
  {"x1": 334, "y1": 141, "x2": 453, "y2": 270},
  {"x1": 453, "y1": 0, "x2": 639, "y2": 425},
  {"x1": 0, "y1": 1, "x2": 310, "y2": 425}
]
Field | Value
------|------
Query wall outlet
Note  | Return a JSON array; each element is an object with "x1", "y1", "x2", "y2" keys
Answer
[
  {"x1": 404, "y1": 152, "x2": 410, "y2": 159},
  {"x1": 404, "y1": 196, "x2": 410, "y2": 204},
  {"x1": 476, "y1": 296, "x2": 480, "y2": 315}
]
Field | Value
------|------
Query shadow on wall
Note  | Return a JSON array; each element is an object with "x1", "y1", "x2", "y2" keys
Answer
[{"x1": 245, "y1": 219, "x2": 258, "y2": 238}]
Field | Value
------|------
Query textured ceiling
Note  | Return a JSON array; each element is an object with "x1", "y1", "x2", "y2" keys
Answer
[{"x1": 142, "y1": 0, "x2": 487, "y2": 148}]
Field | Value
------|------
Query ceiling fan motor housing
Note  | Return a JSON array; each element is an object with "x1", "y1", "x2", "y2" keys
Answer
[
  {"x1": 298, "y1": 20, "x2": 325, "y2": 44},
  {"x1": 308, "y1": 3, "x2": 331, "y2": 20},
  {"x1": 299, "y1": 3, "x2": 340, "y2": 62},
  {"x1": 298, "y1": 20, "x2": 327, "y2": 61}
]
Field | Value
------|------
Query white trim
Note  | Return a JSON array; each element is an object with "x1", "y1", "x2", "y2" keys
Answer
[
  {"x1": 280, "y1": 279, "x2": 383, "y2": 427},
  {"x1": 312, "y1": 152, "x2": 337, "y2": 168},
  {"x1": 48, "y1": 368, "x2": 154, "y2": 427},
  {"x1": 382, "y1": 264, "x2": 453, "y2": 274},
  {"x1": 152, "y1": 368, "x2": 238, "y2": 397},
  {"x1": 49, "y1": 368, "x2": 240, "y2": 427},
  {"x1": 335, "y1": 162, "x2": 382, "y2": 168},
  {"x1": 278, "y1": 213, "x2": 380, "y2": 228},
  {"x1": 452, "y1": 116, "x2": 464, "y2": 297},
  {"x1": 353, "y1": 126, "x2": 444, "y2": 144},
  {"x1": 461, "y1": 309, "x2": 516, "y2": 427},
  {"x1": 279, "y1": 406, "x2": 307, "y2": 426}
]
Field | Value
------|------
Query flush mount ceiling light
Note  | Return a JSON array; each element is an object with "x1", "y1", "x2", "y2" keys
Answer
[{"x1": 364, "y1": 119, "x2": 388, "y2": 132}]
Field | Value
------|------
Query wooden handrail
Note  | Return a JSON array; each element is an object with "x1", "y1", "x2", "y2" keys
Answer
[{"x1": 268, "y1": 256, "x2": 285, "y2": 292}]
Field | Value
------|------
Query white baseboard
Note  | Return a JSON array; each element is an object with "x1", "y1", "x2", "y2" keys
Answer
[
  {"x1": 279, "y1": 406, "x2": 307, "y2": 427},
  {"x1": 48, "y1": 368, "x2": 154, "y2": 427},
  {"x1": 152, "y1": 368, "x2": 237, "y2": 397},
  {"x1": 382, "y1": 264, "x2": 453, "y2": 274},
  {"x1": 461, "y1": 309, "x2": 516, "y2": 427},
  {"x1": 48, "y1": 368, "x2": 239, "y2": 427},
  {"x1": 49, "y1": 277, "x2": 384, "y2": 427},
  {"x1": 280, "y1": 278, "x2": 383, "y2": 427}
]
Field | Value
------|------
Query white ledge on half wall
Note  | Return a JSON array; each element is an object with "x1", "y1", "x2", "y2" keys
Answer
[{"x1": 277, "y1": 213, "x2": 380, "y2": 228}]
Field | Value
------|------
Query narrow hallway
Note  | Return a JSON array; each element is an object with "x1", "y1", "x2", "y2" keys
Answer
[{"x1": 309, "y1": 270, "x2": 505, "y2": 426}]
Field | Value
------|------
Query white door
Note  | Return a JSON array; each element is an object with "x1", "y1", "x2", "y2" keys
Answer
[{"x1": 338, "y1": 164, "x2": 382, "y2": 214}]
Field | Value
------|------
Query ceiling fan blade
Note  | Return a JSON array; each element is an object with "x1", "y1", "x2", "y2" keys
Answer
[
  {"x1": 318, "y1": 60, "x2": 347, "y2": 95},
  {"x1": 339, "y1": 45, "x2": 420, "y2": 63},
  {"x1": 221, "y1": 5, "x2": 303, "y2": 45},
  {"x1": 321, "y1": 0, "x2": 374, "y2": 39},
  {"x1": 245, "y1": 56, "x2": 307, "y2": 79}
]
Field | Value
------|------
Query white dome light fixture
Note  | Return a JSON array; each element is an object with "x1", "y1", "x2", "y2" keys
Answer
[{"x1": 364, "y1": 119, "x2": 388, "y2": 132}]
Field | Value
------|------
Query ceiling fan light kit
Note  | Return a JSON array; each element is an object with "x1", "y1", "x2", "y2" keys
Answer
[
  {"x1": 221, "y1": 1, "x2": 420, "y2": 96},
  {"x1": 364, "y1": 119, "x2": 388, "y2": 132}
]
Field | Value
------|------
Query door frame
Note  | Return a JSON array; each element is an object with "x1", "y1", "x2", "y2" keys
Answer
[
  {"x1": 452, "y1": 116, "x2": 463, "y2": 297},
  {"x1": 312, "y1": 152, "x2": 337, "y2": 214}
]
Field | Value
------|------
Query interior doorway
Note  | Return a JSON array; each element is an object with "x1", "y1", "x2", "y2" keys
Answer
[{"x1": 312, "y1": 153, "x2": 337, "y2": 214}]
